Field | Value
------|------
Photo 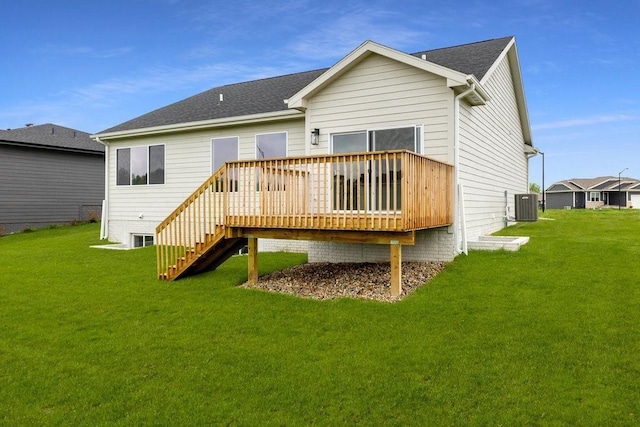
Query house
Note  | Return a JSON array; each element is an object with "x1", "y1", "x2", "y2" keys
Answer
[
  {"x1": 93, "y1": 36, "x2": 535, "y2": 295},
  {"x1": 545, "y1": 176, "x2": 640, "y2": 209},
  {"x1": 0, "y1": 124, "x2": 104, "y2": 234}
]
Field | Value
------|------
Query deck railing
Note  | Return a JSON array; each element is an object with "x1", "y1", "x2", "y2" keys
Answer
[{"x1": 156, "y1": 150, "x2": 453, "y2": 278}]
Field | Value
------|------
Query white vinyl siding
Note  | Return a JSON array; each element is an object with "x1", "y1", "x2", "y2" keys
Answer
[
  {"x1": 458, "y1": 55, "x2": 529, "y2": 239},
  {"x1": 106, "y1": 119, "x2": 304, "y2": 244},
  {"x1": 306, "y1": 53, "x2": 452, "y2": 163}
]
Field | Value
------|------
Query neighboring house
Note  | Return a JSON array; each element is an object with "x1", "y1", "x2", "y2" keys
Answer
[
  {"x1": 0, "y1": 124, "x2": 105, "y2": 234},
  {"x1": 93, "y1": 36, "x2": 535, "y2": 294},
  {"x1": 545, "y1": 176, "x2": 640, "y2": 209}
]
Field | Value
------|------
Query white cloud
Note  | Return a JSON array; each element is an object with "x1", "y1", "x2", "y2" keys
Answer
[
  {"x1": 533, "y1": 114, "x2": 638, "y2": 131},
  {"x1": 65, "y1": 63, "x2": 255, "y2": 104},
  {"x1": 288, "y1": 7, "x2": 430, "y2": 60},
  {"x1": 525, "y1": 61, "x2": 560, "y2": 74},
  {"x1": 34, "y1": 44, "x2": 133, "y2": 59}
]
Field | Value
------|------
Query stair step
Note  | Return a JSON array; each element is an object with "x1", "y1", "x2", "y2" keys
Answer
[{"x1": 160, "y1": 233, "x2": 247, "y2": 280}]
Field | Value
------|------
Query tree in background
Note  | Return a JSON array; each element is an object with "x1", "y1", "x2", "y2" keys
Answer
[{"x1": 530, "y1": 183, "x2": 541, "y2": 193}]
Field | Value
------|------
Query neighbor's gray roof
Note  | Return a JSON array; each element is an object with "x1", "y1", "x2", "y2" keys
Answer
[
  {"x1": 0, "y1": 123, "x2": 104, "y2": 153},
  {"x1": 547, "y1": 176, "x2": 640, "y2": 192},
  {"x1": 100, "y1": 36, "x2": 513, "y2": 135}
]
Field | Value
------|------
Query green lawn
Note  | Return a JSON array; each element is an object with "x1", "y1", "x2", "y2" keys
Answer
[{"x1": 1, "y1": 210, "x2": 639, "y2": 425}]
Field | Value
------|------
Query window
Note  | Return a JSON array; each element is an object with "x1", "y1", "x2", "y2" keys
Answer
[
  {"x1": 212, "y1": 137, "x2": 239, "y2": 191},
  {"x1": 256, "y1": 132, "x2": 287, "y2": 159},
  {"x1": 116, "y1": 145, "x2": 165, "y2": 186},
  {"x1": 369, "y1": 126, "x2": 420, "y2": 152},
  {"x1": 133, "y1": 234, "x2": 154, "y2": 248},
  {"x1": 212, "y1": 137, "x2": 239, "y2": 172},
  {"x1": 589, "y1": 192, "x2": 600, "y2": 202},
  {"x1": 332, "y1": 132, "x2": 367, "y2": 154},
  {"x1": 331, "y1": 126, "x2": 421, "y2": 154}
]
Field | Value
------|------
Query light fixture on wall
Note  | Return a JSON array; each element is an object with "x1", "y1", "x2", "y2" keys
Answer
[{"x1": 310, "y1": 128, "x2": 320, "y2": 145}]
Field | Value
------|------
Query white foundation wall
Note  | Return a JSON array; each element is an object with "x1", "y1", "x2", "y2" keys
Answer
[
  {"x1": 108, "y1": 219, "x2": 157, "y2": 246},
  {"x1": 259, "y1": 238, "x2": 308, "y2": 253},
  {"x1": 308, "y1": 228, "x2": 455, "y2": 263},
  {"x1": 108, "y1": 218, "x2": 308, "y2": 253}
]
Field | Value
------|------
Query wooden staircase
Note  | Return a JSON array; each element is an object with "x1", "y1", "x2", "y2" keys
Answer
[
  {"x1": 156, "y1": 165, "x2": 241, "y2": 281},
  {"x1": 160, "y1": 230, "x2": 247, "y2": 280}
]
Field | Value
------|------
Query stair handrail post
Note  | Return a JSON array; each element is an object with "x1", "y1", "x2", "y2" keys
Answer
[{"x1": 223, "y1": 163, "x2": 228, "y2": 228}]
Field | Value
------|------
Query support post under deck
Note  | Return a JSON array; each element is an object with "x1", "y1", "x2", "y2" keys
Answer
[
  {"x1": 390, "y1": 240, "x2": 402, "y2": 297},
  {"x1": 248, "y1": 237, "x2": 258, "y2": 285}
]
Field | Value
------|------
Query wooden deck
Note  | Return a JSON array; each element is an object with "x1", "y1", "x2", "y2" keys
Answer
[{"x1": 156, "y1": 150, "x2": 454, "y2": 295}]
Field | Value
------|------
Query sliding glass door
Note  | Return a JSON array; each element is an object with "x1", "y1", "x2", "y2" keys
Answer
[{"x1": 331, "y1": 126, "x2": 421, "y2": 211}]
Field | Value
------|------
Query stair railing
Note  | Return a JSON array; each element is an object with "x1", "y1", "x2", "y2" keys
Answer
[{"x1": 156, "y1": 165, "x2": 230, "y2": 279}]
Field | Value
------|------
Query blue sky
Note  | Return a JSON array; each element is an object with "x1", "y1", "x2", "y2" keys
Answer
[{"x1": 2, "y1": 0, "x2": 639, "y2": 187}]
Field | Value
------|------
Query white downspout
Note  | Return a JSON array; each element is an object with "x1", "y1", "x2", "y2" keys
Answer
[
  {"x1": 95, "y1": 136, "x2": 109, "y2": 240},
  {"x1": 453, "y1": 84, "x2": 475, "y2": 254}
]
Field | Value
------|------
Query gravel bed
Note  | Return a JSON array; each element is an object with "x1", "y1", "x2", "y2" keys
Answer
[{"x1": 240, "y1": 261, "x2": 447, "y2": 303}]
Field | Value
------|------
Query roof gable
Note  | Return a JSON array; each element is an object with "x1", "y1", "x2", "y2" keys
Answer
[
  {"x1": 547, "y1": 183, "x2": 575, "y2": 192},
  {"x1": 287, "y1": 40, "x2": 493, "y2": 110},
  {"x1": 0, "y1": 124, "x2": 103, "y2": 153}
]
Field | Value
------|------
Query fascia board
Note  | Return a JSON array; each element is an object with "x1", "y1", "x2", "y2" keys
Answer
[
  {"x1": 549, "y1": 183, "x2": 573, "y2": 191},
  {"x1": 589, "y1": 179, "x2": 613, "y2": 190},
  {"x1": 568, "y1": 181, "x2": 585, "y2": 190},
  {"x1": 92, "y1": 109, "x2": 304, "y2": 140},
  {"x1": 605, "y1": 180, "x2": 636, "y2": 190},
  {"x1": 0, "y1": 139, "x2": 103, "y2": 155},
  {"x1": 287, "y1": 40, "x2": 469, "y2": 109}
]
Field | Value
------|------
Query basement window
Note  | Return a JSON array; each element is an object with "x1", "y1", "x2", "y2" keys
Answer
[{"x1": 132, "y1": 234, "x2": 154, "y2": 248}]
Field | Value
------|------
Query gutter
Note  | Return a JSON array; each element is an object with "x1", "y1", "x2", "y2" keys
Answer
[
  {"x1": 94, "y1": 136, "x2": 109, "y2": 240},
  {"x1": 453, "y1": 83, "x2": 477, "y2": 255}
]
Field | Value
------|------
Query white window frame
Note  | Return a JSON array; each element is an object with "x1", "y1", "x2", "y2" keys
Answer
[
  {"x1": 589, "y1": 191, "x2": 600, "y2": 202},
  {"x1": 132, "y1": 234, "x2": 154, "y2": 248},
  {"x1": 255, "y1": 131, "x2": 288, "y2": 159},
  {"x1": 116, "y1": 144, "x2": 165, "y2": 186},
  {"x1": 211, "y1": 136, "x2": 239, "y2": 173},
  {"x1": 330, "y1": 125, "x2": 423, "y2": 154}
]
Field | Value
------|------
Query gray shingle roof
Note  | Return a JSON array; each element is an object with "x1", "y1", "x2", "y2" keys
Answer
[
  {"x1": 411, "y1": 36, "x2": 512, "y2": 81},
  {"x1": 0, "y1": 123, "x2": 104, "y2": 153},
  {"x1": 100, "y1": 37, "x2": 514, "y2": 135},
  {"x1": 547, "y1": 176, "x2": 640, "y2": 192},
  {"x1": 101, "y1": 69, "x2": 328, "y2": 134}
]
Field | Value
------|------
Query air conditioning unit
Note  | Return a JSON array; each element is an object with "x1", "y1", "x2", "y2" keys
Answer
[{"x1": 515, "y1": 194, "x2": 539, "y2": 221}]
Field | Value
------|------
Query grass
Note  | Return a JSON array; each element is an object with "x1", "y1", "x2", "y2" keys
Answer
[{"x1": 0, "y1": 209, "x2": 639, "y2": 425}]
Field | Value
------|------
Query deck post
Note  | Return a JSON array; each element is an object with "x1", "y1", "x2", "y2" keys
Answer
[
  {"x1": 390, "y1": 240, "x2": 402, "y2": 297},
  {"x1": 248, "y1": 236, "x2": 258, "y2": 285}
]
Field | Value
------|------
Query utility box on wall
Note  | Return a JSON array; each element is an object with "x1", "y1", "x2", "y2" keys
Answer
[{"x1": 515, "y1": 194, "x2": 539, "y2": 221}]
